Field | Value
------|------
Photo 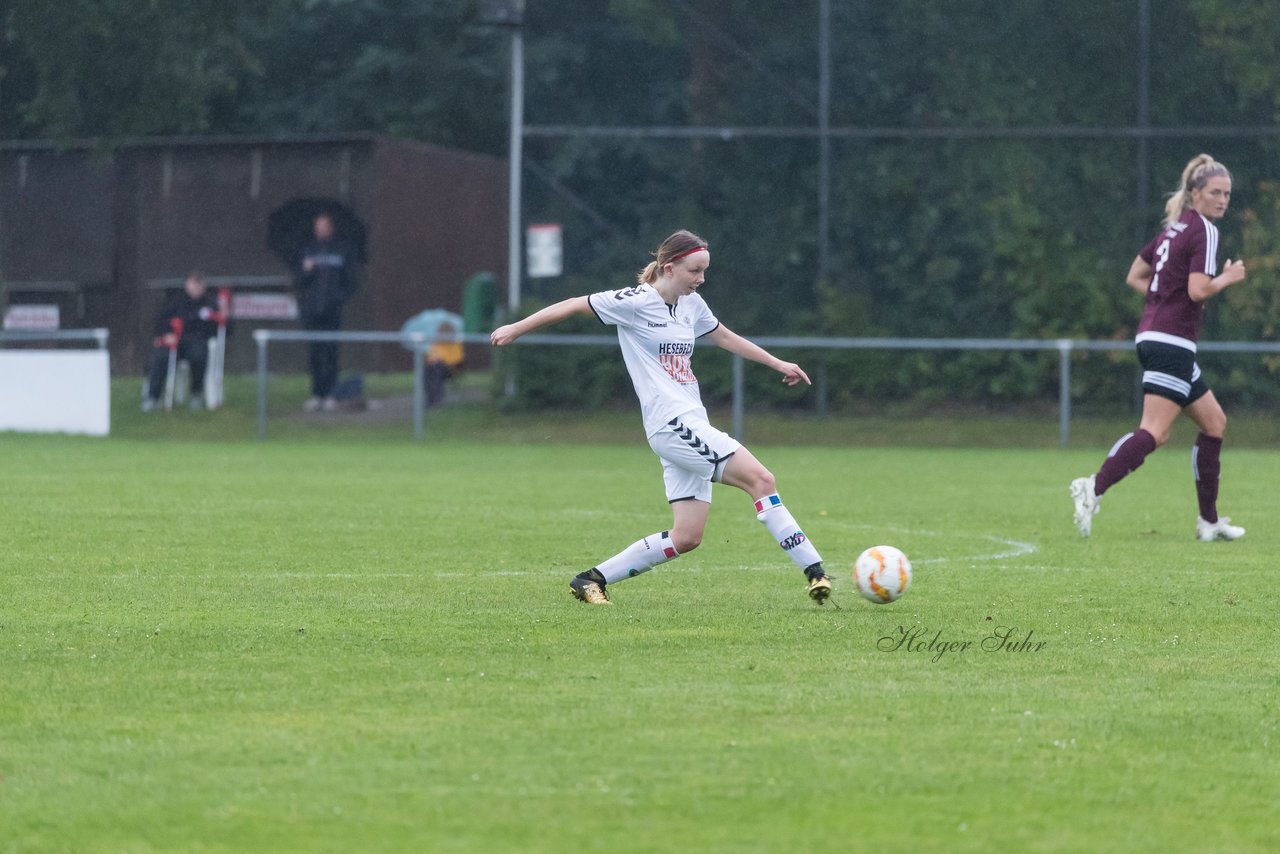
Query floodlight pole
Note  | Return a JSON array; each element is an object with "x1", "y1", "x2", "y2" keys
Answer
[
  {"x1": 507, "y1": 1, "x2": 525, "y2": 314},
  {"x1": 477, "y1": 1, "x2": 526, "y2": 315},
  {"x1": 817, "y1": 0, "x2": 831, "y2": 286},
  {"x1": 1135, "y1": 0, "x2": 1151, "y2": 242}
]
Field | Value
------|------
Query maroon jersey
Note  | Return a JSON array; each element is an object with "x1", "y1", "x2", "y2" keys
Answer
[{"x1": 1135, "y1": 208, "x2": 1219, "y2": 349}]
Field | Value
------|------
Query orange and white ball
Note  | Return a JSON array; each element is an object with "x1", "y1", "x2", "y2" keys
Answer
[{"x1": 853, "y1": 545, "x2": 912, "y2": 604}]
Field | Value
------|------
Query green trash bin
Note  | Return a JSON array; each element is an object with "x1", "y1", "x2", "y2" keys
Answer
[{"x1": 462, "y1": 272, "x2": 498, "y2": 334}]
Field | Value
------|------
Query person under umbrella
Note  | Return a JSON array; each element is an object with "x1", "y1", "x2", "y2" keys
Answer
[{"x1": 293, "y1": 212, "x2": 362, "y2": 412}]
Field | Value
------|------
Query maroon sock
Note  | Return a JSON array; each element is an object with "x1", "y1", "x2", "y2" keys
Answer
[
  {"x1": 1095, "y1": 429, "x2": 1158, "y2": 496},
  {"x1": 1192, "y1": 433, "x2": 1222, "y2": 523}
]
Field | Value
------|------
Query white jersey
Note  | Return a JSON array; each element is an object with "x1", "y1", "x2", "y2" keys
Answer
[{"x1": 587, "y1": 284, "x2": 720, "y2": 436}]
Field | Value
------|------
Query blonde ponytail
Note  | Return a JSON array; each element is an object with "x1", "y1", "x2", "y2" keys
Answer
[{"x1": 1164, "y1": 153, "x2": 1231, "y2": 227}]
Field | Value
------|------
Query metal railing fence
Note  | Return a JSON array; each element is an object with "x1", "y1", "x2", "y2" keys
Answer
[
  {"x1": 0, "y1": 328, "x2": 109, "y2": 348},
  {"x1": 252, "y1": 329, "x2": 433, "y2": 440},
  {"x1": 251, "y1": 330, "x2": 1280, "y2": 446},
  {"x1": 736, "y1": 336, "x2": 1280, "y2": 447}
]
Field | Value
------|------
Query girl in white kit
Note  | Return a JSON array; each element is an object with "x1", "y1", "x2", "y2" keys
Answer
[{"x1": 491, "y1": 230, "x2": 831, "y2": 605}]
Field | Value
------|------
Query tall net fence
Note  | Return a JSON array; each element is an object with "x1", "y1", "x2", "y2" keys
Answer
[{"x1": 506, "y1": 2, "x2": 1280, "y2": 416}]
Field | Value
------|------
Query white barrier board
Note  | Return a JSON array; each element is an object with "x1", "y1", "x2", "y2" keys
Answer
[{"x1": 0, "y1": 350, "x2": 111, "y2": 436}]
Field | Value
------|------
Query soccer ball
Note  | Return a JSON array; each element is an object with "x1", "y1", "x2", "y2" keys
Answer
[{"x1": 853, "y1": 545, "x2": 912, "y2": 604}]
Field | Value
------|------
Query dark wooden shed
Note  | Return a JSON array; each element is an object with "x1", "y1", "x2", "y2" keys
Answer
[{"x1": 0, "y1": 133, "x2": 506, "y2": 372}]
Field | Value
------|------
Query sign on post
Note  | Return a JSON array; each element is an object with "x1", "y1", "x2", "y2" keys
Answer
[
  {"x1": 231, "y1": 292, "x2": 299, "y2": 321},
  {"x1": 3, "y1": 305, "x2": 60, "y2": 331},
  {"x1": 526, "y1": 223, "x2": 562, "y2": 278}
]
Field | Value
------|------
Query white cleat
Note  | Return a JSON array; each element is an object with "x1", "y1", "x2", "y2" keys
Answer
[
  {"x1": 1196, "y1": 516, "x2": 1245, "y2": 541},
  {"x1": 1070, "y1": 475, "x2": 1100, "y2": 538}
]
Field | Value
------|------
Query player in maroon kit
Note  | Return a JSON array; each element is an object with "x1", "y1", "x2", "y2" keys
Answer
[{"x1": 1071, "y1": 154, "x2": 1247, "y2": 540}]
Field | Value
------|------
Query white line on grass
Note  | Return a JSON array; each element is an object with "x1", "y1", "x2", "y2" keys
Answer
[
  {"x1": 81, "y1": 572, "x2": 430, "y2": 580},
  {"x1": 913, "y1": 535, "x2": 1039, "y2": 565},
  {"x1": 430, "y1": 526, "x2": 1039, "y2": 580},
  {"x1": 433, "y1": 571, "x2": 550, "y2": 578},
  {"x1": 50, "y1": 536, "x2": 1036, "y2": 583},
  {"x1": 55, "y1": 532, "x2": 1035, "y2": 582},
  {"x1": 813, "y1": 520, "x2": 1039, "y2": 565},
  {"x1": 431, "y1": 532, "x2": 1038, "y2": 578}
]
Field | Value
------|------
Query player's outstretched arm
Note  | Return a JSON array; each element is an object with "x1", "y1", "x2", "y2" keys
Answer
[
  {"x1": 705, "y1": 324, "x2": 811, "y2": 387},
  {"x1": 491, "y1": 296, "x2": 592, "y2": 346}
]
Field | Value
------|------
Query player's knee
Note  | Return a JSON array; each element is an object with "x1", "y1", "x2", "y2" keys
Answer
[
  {"x1": 1210, "y1": 411, "x2": 1227, "y2": 438},
  {"x1": 1141, "y1": 423, "x2": 1171, "y2": 447},
  {"x1": 671, "y1": 531, "x2": 702, "y2": 553},
  {"x1": 753, "y1": 467, "x2": 777, "y2": 497}
]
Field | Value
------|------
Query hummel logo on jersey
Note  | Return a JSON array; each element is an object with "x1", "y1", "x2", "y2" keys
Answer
[
  {"x1": 668, "y1": 418, "x2": 727, "y2": 464},
  {"x1": 647, "y1": 321, "x2": 668, "y2": 328}
]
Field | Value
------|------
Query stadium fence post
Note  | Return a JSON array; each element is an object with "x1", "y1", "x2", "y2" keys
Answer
[
  {"x1": 255, "y1": 330, "x2": 269, "y2": 440},
  {"x1": 411, "y1": 335, "x2": 425, "y2": 441},
  {"x1": 731, "y1": 354, "x2": 745, "y2": 440},
  {"x1": 1057, "y1": 339, "x2": 1072, "y2": 448},
  {"x1": 815, "y1": 354, "x2": 828, "y2": 416}
]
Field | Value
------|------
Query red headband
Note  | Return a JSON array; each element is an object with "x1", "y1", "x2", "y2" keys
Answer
[{"x1": 668, "y1": 245, "x2": 708, "y2": 264}]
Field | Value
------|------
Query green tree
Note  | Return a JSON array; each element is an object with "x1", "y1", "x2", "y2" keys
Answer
[
  {"x1": 226, "y1": 0, "x2": 508, "y2": 154},
  {"x1": 4, "y1": 0, "x2": 1280, "y2": 408},
  {"x1": 1, "y1": 0, "x2": 285, "y2": 141}
]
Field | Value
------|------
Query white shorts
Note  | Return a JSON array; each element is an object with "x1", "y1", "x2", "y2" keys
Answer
[{"x1": 648, "y1": 414, "x2": 741, "y2": 503}]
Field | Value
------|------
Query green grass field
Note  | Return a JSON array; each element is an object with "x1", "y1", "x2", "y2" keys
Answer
[{"x1": 3, "y1": 384, "x2": 1278, "y2": 852}]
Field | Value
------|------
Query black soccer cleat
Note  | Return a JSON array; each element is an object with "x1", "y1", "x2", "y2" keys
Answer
[
  {"x1": 804, "y1": 562, "x2": 832, "y2": 604},
  {"x1": 806, "y1": 575, "x2": 833, "y2": 604},
  {"x1": 569, "y1": 569, "x2": 612, "y2": 605}
]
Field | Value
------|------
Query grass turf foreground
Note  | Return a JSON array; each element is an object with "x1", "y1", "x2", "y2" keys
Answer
[{"x1": 1, "y1": 434, "x2": 1277, "y2": 853}]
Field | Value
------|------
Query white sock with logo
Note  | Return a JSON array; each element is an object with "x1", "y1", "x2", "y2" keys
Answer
[
  {"x1": 754, "y1": 494, "x2": 823, "y2": 569},
  {"x1": 596, "y1": 531, "x2": 680, "y2": 584}
]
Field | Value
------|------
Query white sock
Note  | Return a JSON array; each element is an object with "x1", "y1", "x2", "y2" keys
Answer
[
  {"x1": 754, "y1": 494, "x2": 823, "y2": 570},
  {"x1": 596, "y1": 531, "x2": 679, "y2": 584}
]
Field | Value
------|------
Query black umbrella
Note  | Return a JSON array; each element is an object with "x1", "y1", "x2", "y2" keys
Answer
[{"x1": 266, "y1": 198, "x2": 369, "y2": 269}]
